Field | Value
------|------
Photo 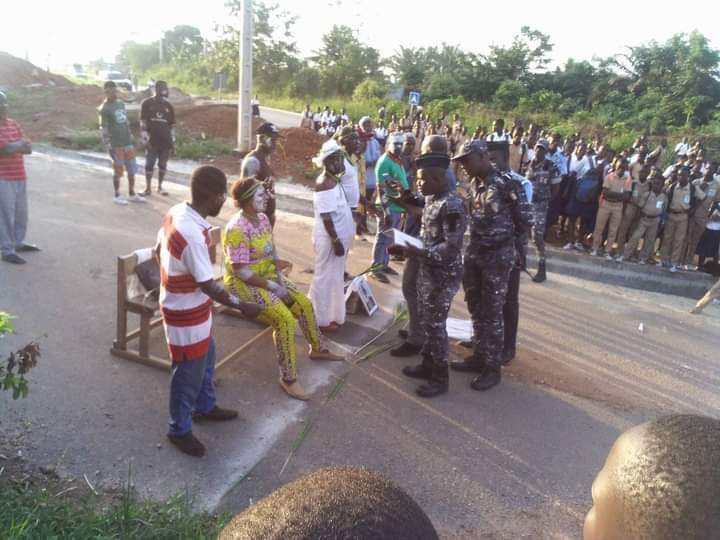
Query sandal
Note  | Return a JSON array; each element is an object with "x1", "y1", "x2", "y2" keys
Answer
[
  {"x1": 309, "y1": 348, "x2": 344, "y2": 362},
  {"x1": 279, "y1": 378, "x2": 309, "y2": 401}
]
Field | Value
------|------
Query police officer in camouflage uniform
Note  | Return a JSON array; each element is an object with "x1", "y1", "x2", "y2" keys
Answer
[
  {"x1": 524, "y1": 139, "x2": 560, "y2": 283},
  {"x1": 450, "y1": 140, "x2": 524, "y2": 391},
  {"x1": 399, "y1": 152, "x2": 466, "y2": 398},
  {"x1": 488, "y1": 141, "x2": 534, "y2": 363}
]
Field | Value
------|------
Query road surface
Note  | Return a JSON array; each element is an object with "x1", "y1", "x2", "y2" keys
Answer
[
  {"x1": 259, "y1": 106, "x2": 302, "y2": 129},
  {"x1": 2, "y1": 154, "x2": 719, "y2": 539}
]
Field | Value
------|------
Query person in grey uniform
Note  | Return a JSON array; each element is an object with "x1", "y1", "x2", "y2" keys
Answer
[
  {"x1": 451, "y1": 140, "x2": 524, "y2": 391},
  {"x1": 395, "y1": 152, "x2": 466, "y2": 397},
  {"x1": 391, "y1": 135, "x2": 457, "y2": 358}
]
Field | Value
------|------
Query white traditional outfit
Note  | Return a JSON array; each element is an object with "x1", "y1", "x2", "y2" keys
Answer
[
  {"x1": 340, "y1": 155, "x2": 360, "y2": 210},
  {"x1": 309, "y1": 176, "x2": 355, "y2": 327}
]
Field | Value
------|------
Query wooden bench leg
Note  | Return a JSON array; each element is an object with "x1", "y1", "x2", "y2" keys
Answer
[
  {"x1": 115, "y1": 301, "x2": 128, "y2": 350},
  {"x1": 139, "y1": 313, "x2": 151, "y2": 358}
]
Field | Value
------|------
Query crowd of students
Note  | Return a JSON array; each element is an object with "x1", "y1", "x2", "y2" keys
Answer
[{"x1": 304, "y1": 104, "x2": 720, "y2": 277}]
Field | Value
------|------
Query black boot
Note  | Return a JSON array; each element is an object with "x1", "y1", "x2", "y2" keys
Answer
[
  {"x1": 402, "y1": 355, "x2": 433, "y2": 379},
  {"x1": 416, "y1": 362, "x2": 449, "y2": 398},
  {"x1": 390, "y1": 341, "x2": 422, "y2": 357},
  {"x1": 470, "y1": 365, "x2": 502, "y2": 391},
  {"x1": 450, "y1": 356, "x2": 485, "y2": 373},
  {"x1": 532, "y1": 260, "x2": 547, "y2": 283},
  {"x1": 501, "y1": 348, "x2": 516, "y2": 365}
]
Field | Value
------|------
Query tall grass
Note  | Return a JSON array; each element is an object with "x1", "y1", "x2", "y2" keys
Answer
[{"x1": 0, "y1": 481, "x2": 228, "y2": 539}]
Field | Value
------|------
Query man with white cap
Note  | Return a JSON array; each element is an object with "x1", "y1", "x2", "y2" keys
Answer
[{"x1": 308, "y1": 139, "x2": 355, "y2": 333}]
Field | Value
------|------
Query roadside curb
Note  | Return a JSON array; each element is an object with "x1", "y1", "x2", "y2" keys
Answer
[{"x1": 527, "y1": 248, "x2": 715, "y2": 299}]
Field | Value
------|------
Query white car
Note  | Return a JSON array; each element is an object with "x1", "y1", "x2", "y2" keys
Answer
[{"x1": 98, "y1": 70, "x2": 133, "y2": 92}]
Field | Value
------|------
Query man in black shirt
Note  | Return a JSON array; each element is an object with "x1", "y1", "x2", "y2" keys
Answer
[{"x1": 140, "y1": 81, "x2": 175, "y2": 196}]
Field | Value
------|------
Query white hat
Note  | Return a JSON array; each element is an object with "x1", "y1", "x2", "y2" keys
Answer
[{"x1": 312, "y1": 139, "x2": 343, "y2": 168}]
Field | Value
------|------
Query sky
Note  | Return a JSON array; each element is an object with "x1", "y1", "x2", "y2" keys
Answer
[{"x1": 2, "y1": 0, "x2": 719, "y2": 73}]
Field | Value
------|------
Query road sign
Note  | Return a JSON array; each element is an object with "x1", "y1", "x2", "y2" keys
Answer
[{"x1": 408, "y1": 91, "x2": 421, "y2": 107}]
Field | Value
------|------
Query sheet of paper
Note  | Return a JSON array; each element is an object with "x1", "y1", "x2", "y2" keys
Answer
[
  {"x1": 384, "y1": 228, "x2": 424, "y2": 250},
  {"x1": 446, "y1": 318, "x2": 473, "y2": 341}
]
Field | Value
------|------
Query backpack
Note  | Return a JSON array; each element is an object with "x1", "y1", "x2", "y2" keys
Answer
[{"x1": 575, "y1": 157, "x2": 601, "y2": 203}]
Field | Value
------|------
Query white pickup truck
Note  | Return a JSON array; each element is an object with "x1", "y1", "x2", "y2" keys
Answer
[{"x1": 98, "y1": 70, "x2": 133, "y2": 92}]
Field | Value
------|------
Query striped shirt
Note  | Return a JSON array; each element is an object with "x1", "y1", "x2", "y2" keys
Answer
[
  {"x1": 0, "y1": 119, "x2": 27, "y2": 181},
  {"x1": 158, "y1": 203, "x2": 214, "y2": 362}
]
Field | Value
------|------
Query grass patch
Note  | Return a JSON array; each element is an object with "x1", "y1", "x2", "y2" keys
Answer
[
  {"x1": 0, "y1": 480, "x2": 228, "y2": 539},
  {"x1": 53, "y1": 129, "x2": 105, "y2": 152},
  {"x1": 174, "y1": 132, "x2": 234, "y2": 160}
]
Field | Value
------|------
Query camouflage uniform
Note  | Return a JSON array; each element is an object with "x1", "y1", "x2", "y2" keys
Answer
[
  {"x1": 524, "y1": 158, "x2": 559, "y2": 260},
  {"x1": 463, "y1": 170, "x2": 522, "y2": 368},
  {"x1": 416, "y1": 190, "x2": 467, "y2": 365}
]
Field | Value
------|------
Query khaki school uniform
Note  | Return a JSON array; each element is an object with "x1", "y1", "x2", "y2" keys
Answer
[
  {"x1": 623, "y1": 191, "x2": 667, "y2": 260},
  {"x1": 660, "y1": 183, "x2": 692, "y2": 265},
  {"x1": 592, "y1": 172, "x2": 631, "y2": 253},
  {"x1": 616, "y1": 178, "x2": 652, "y2": 255}
]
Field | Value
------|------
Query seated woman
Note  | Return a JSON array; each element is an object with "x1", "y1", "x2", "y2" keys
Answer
[{"x1": 223, "y1": 177, "x2": 343, "y2": 401}]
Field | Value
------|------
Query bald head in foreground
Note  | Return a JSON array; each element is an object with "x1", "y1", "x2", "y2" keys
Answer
[
  {"x1": 585, "y1": 414, "x2": 720, "y2": 540},
  {"x1": 220, "y1": 466, "x2": 439, "y2": 540}
]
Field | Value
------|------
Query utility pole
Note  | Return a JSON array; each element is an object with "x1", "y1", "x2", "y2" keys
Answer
[{"x1": 237, "y1": 0, "x2": 253, "y2": 153}]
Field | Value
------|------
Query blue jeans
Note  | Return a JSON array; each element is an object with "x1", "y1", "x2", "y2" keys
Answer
[
  {"x1": 372, "y1": 211, "x2": 403, "y2": 268},
  {"x1": 168, "y1": 338, "x2": 217, "y2": 435}
]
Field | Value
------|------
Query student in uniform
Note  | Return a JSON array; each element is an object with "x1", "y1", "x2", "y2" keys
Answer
[
  {"x1": 660, "y1": 166, "x2": 694, "y2": 272},
  {"x1": 619, "y1": 175, "x2": 667, "y2": 263},
  {"x1": 590, "y1": 157, "x2": 632, "y2": 259}
]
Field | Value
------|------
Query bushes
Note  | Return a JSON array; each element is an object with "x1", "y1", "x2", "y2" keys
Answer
[{"x1": 144, "y1": 62, "x2": 214, "y2": 96}]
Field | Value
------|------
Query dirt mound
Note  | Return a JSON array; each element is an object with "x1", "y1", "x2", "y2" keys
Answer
[
  {"x1": 175, "y1": 105, "x2": 267, "y2": 141},
  {"x1": 0, "y1": 51, "x2": 73, "y2": 89},
  {"x1": 274, "y1": 127, "x2": 326, "y2": 176}
]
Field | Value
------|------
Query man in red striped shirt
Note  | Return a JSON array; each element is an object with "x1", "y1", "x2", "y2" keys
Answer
[
  {"x1": 157, "y1": 165, "x2": 261, "y2": 457},
  {"x1": 0, "y1": 91, "x2": 40, "y2": 264}
]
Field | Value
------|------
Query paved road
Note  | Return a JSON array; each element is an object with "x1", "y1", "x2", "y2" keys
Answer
[
  {"x1": 259, "y1": 106, "x2": 302, "y2": 129},
  {"x1": 2, "y1": 155, "x2": 719, "y2": 539}
]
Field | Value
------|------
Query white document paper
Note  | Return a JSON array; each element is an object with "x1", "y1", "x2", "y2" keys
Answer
[
  {"x1": 446, "y1": 318, "x2": 473, "y2": 341},
  {"x1": 384, "y1": 228, "x2": 424, "y2": 250}
]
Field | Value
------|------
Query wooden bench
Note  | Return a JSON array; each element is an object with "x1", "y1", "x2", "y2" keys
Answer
[{"x1": 110, "y1": 226, "x2": 271, "y2": 370}]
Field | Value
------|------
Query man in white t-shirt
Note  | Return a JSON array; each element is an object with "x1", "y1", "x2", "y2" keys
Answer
[
  {"x1": 486, "y1": 118, "x2": 511, "y2": 143},
  {"x1": 157, "y1": 165, "x2": 261, "y2": 457},
  {"x1": 674, "y1": 137, "x2": 690, "y2": 158}
]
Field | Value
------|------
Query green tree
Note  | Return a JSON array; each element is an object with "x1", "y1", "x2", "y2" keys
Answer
[
  {"x1": 485, "y1": 27, "x2": 554, "y2": 88},
  {"x1": 162, "y1": 25, "x2": 204, "y2": 64},
  {"x1": 424, "y1": 73, "x2": 461, "y2": 101},
  {"x1": 116, "y1": 41, "x2": 159, "y2": 75},
  {"x1": 388, "y1": 46, "x2": 428, "y2": 91},
  {"x1": 312, "y1": 25, "x2": 382, "y2": 95},
  {"x1": 212, "y1": 1, "x2": 301, "y2": 92},
  {"x1": 605, "y1": 31, "x2": 720, "y2": 126},
  {"x1": 352, "y1": 79, "x2": 384, "y2": 101},
  {"x1": 289, "y1": 66, "x2": 322, "y2": 98},
  {"x1": 493, "y1": 80, "x2": 528, "y2": 110}
]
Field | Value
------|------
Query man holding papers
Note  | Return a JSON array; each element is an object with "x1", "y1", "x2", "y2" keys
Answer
[{"x1": 391, "y1": 152, "x2": 466, "y2": 398}]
